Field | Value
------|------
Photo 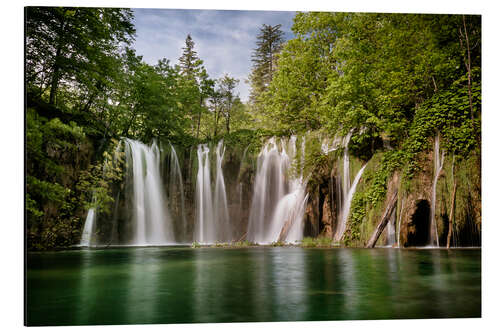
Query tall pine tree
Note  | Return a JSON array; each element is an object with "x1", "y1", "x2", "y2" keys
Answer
[
  {"x1": 248, "y1": 24, "x2": 284, "y2": 106},
  {"x1": 179, "y1": 34, "x2": 203, "y2": 78},
  {"x1": 178, "y1": 34, "x2": 212, "y2": 138}
]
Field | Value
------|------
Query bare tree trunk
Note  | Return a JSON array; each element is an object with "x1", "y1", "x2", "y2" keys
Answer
[
  {"x1": 366, "y1": 191, "x2": 398, "y2": 248},
  {"x1": 447, "y1": 180, "x2": 458, "y2": 248},
  {"x1": 213, "y1": 105, "x2": 220, "y2": 138}
]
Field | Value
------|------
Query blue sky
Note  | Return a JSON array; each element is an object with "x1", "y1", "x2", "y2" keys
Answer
[{"x1": 132, "y1": 9, "x2": 297, "y2": 102}]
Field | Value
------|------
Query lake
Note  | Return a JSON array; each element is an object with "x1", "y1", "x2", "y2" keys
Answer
[{"x1": 26, "y1": 247, "x2": 481, "y2": 325}]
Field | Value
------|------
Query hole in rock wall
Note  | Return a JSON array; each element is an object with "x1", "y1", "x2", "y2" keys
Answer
[{"x1": 406, "y1": 200, "x2": 431, "y2": 247}]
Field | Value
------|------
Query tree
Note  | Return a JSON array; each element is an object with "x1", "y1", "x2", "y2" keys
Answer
[
  {"x1": 219, "y1": 74, "x2": 239, "y2": 134},
  {"x1": 179, "y1": 34, "x2": 203, "y2": 78},
  {"x1": 248, "y1": 24, "x2": 284, "y2": 106},
  {"x1": 25, "y1": 7, "x2": 135, "y2": 105},
  {"x1": 178, "y1": 34, "x2": 213, "y2": 139}
]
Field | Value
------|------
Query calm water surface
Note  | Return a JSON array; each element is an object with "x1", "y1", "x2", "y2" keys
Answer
[{"x1": 26, "y1": 247, "x2": 481, "y2": 325}]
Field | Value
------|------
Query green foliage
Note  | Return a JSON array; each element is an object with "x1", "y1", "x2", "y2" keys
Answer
[
  {"x1": 76, "y1": 139, "x2": 125, "y2": 215},
  {"x1": 191, "y1": 242, "x2": 201, "y2": 248},
  {"x1": 26, "y1": 106, "x2": 91, "y2": 250},
  {"x1": 231, "y1": 240, "x2": 256, "y2": 247},
  {"x1": 300, "y1": 236, "x2": 334, "y2": 248}
]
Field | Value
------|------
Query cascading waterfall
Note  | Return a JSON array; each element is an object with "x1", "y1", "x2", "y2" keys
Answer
[
  {"x1": 430, "y1": 134, "x2": 445, "y2": 247},
  {"x1": 214, "y1": 140, "x2": 230, "y2": 241},
  {"x1": 79, "y1": 133, "x2": 377, "y2": 247},
  {"x1": 124, "y1": 139, "x2": 175, "y2": 245},
  {"x1": 194, "y1": 140, "x2": 231, "y2": 243},
  {"x1": 167, "y1": 143, "x2": 188, "y2": 241},
  {"x1": 195, "y1": 144, "x2": 215, "y2": 243},
  {"x1": 247, "y1": 136, "x2": 308, "y2": 244}
]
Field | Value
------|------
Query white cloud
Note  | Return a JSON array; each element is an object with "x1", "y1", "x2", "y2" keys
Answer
[{"x1": 132, "y1": 8, "x2": 296, "y2": 102}]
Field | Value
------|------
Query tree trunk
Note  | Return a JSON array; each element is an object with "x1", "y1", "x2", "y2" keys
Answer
[
  {"x1": 49, "y1": 17, "x2": 67, "y2": 105},
  {"x1": 447, "y1": 180, "x2": 458, "y2": 248},
  {"x1": 278, "y1": 218, "x2": 293, "y2": 242},
  {"x1": 213, "y1": 105, "x2": 219, "y2": 138},
  {"x1": 366, "y1": 191, "x2": 398, "y2": 248},
  {"x1": 49, "y1": 48, "x2": 62, "y2": 105},
  {"x1": 459, "y1": 15, "x2": 474, "y2": 120},
  {"x1": 196, "y1": 96, "x2": 202, "y2": 139}
]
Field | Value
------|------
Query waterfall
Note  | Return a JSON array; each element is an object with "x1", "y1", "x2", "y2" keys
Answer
[
  {"x1": 334, "y1": 164, "x2": 367, "y2": 242},
  {"x1": 80, "y1": 207, "x2": 95, "y2": 247},
  {"x1": 214, "y1": 140, "x2": 230, "y2": 240},
  {"x1": 193, "y1": 140, "x2": 231, "y2": 243},
  {"x1": 124, "y1": 139, "x2": 175, "y2": 245},
  {"x1": 247, "y1": 136, "x2": 307, "y2": 244},
  {"x1": 78, "y1": 133, "x2": 381, "y2": 247},
  {"x1": 167, "y1": 143, "x2": 187, "y2": 242},
  {"x1": 430, "y1": 134, "x2": 445, "y2": 247},
  {"x1": 386, "y1": 208, "x2": 396, "y2": 246},
  {"x1": 194, "y1": 144, "x2": 215, "y2": 243}
]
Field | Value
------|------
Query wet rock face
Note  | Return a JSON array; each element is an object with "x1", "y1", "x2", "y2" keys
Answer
[
  {"x1": 304, "y1": 186, "x2": 320, "y2": 237},
  {"x1": 321, "y1": 192, "x2": 334, "y2": 238},
  {"x1": 303, "y1": 166, "x2": 339, "y2": 239}
]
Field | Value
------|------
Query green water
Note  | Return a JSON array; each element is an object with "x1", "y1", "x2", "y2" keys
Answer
[{"x1": 26, "y1": 247, "x2": 480, "y2": 326}]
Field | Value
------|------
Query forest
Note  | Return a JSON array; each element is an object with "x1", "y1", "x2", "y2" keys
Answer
[{"x1": 25, "y1": 8, "x2": 481, "y2": 250}]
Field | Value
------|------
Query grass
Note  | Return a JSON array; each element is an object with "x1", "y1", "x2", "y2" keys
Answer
[{"x1": 300, "y1": 236, "x2": 335, "y2": 248}]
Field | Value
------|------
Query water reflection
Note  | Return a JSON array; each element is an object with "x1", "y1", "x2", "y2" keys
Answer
[
  {"x1": 126, "y1": 248, "x2": 161, "y2": 324},
  {"x1": 27, "y1": 247, "x2": 481, "y2": 326},
  {"x1": 270, "y1": 248, "x2": 307, "y2": 321}
]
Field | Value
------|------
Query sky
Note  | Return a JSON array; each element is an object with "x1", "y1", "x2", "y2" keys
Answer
[{"x1": 132, "y1": 8, "x2": 297, "y2": 102}]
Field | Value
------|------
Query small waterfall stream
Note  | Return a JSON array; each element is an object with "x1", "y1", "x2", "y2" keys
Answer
[
  {"x1": 334, "y1": 164, "x2": 367, "y2": 242},
  {"x1": 80, "y1": 206, "x2": 95, "y2": 246}
]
